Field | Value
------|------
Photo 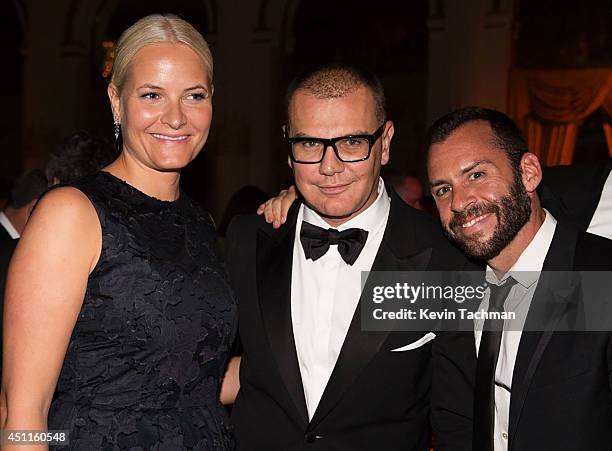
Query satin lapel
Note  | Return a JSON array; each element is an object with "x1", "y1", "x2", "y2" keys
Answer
[
  {"x1": 309, "y1": 192, "x2": 433, "y2": 427},
  {"x1": 508, "y1": 225, "x2": 578, "y2": 450},
  {"x1": 256, "y1": 210, "x2": 309, "y2": 426},
  {"x1": 589, "y1": 161, "x2": 612, "y2": 224}
]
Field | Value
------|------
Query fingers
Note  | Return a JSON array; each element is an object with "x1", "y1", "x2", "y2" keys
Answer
[
  {"x1": 271, "y1": 190, "x2": 288, "y2": 228},
  {"x1": 257, "y1": 190, "x2": 287, "y2": 227},
  {"x1": 277, "y1": 186, "x2": 298, "y2": 226},
  {"x1": 256, "y1": 186, "x2": 298, "y2": 229},
  {"x1": 256, "y1": 199, "x2": 271, "y2": 217}
]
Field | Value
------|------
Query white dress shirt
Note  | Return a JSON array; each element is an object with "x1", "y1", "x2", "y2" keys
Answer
[
  {"x1": 0, "y1": 211, "x2": 20, "y2": 239},
  {"x1": 587, "y1": 170, "x2": 612, "y2": 239},
  {"x1": 475, "y1": 210, "x2": 557, "y2": 451},
  {"x1": 291, "y1": 178, "x2": 390, "y2": 419}
]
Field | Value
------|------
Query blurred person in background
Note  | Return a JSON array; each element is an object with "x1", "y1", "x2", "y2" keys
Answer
[
  {"x1": 0, "y1": 178, "x2": 12, "y2": 211},
  {"x1": 217, "y1": 185, "x2": 269, "y2": 238},
  {"x1": 540, "y1": 159, "x2": 612, "y2": 239},
  {"x1": 386, "y1": 173, "x2": 424, "y2": 210},
  {"x1": 46, "y1": 130, "x2": 119, "y2": 185},
  {"x1": 0, "y1": 170, "x2": 48, "y2": 241}
]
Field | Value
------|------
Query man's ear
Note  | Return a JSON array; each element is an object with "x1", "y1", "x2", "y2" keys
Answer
[
  {"x1": 520, "y1": 152, "x2": 542, "y2": 193},
  {"x1": 380, "y1": 120, "x2": 394, "y2": 166},
  {"x1": 284, "y1": 124, "x2": 294, "y2": 169},
  {"x1": 107, "y1": 83, "x2": 121, "y2": 122}
]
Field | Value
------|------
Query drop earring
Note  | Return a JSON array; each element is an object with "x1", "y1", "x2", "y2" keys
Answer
[{"x1": 114, "y1": 118, "x2": 120, "y2": 140}]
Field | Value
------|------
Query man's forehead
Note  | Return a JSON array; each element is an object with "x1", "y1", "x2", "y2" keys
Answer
[
  {"x1": 428, "y1": 122, "x2": 499, "y2": 162},
  {"x1": 288, "y1": 88, "x2": 378, "y2": 135},
  {"x1": 289, "y1": 86, "x2": 374, "y2": 108}
]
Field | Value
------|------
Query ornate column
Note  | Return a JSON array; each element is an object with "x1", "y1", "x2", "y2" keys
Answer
[
  {"x1": 20, "y1": 0, "x2": 102, "y2": 169},
  {"x1": 203, "y1": 0, "x2": 287, "y2": 220},
  {"x1": 426, "y1": 0, "x2": 514, "y2": 123}
]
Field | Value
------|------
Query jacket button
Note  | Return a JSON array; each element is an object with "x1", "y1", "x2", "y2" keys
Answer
[{"x1": 305, "y1": 432, "x2": 321, "y2": 443}]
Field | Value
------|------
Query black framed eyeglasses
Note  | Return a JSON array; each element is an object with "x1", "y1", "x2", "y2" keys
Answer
[{"x1": 285, "y1": 123, "x2": 385, "y2": 164}]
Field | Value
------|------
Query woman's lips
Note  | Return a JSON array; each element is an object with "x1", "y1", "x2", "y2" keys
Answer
[{"x1": 151, "y1": 133, "x2": 190, "y2": 142}]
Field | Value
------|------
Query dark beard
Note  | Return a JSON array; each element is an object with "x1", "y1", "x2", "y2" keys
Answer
[{"x1": 442, "y1": 174, "x2": 532, "y2": 262}]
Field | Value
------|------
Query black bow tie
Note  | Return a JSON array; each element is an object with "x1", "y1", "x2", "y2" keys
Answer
[{"x1": 300, "y1": 221, "x2": 369, "y2": 265}]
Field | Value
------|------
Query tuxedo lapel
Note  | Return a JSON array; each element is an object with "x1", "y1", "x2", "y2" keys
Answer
[
  {"x1": 588, "y1": 160, "x2": 612, "y2": 222},
  {"x1": 309, "y1": 191, "x2": 433, "y2": 427},
  {"x1": 508, "y1": 225, "x2": 578, "y2": 449},
  {"x1": 256, "y1": 205, "x2": 309, "y2": 425}
]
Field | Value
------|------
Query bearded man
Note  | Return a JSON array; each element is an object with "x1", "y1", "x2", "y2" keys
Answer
[{"x1": 426, "y1": 107, "x2": 612, "y2": 451}]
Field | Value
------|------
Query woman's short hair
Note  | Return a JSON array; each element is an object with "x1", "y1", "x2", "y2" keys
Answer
[{"x1": 111, "y1": 14, "x2": 213, "y2": 91}]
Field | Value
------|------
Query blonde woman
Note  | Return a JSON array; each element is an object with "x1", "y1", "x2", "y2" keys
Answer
[{"x1": 1, "y1": 15, "x2": 237, "y2": 450}]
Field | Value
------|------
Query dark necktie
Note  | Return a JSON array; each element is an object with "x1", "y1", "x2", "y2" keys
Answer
[
  {"x1": 300, "y1": 221, "x2": 368, "y2": 265},
  {"x1": 473, "y1": 277, "x2": 518, "y2": 451}
]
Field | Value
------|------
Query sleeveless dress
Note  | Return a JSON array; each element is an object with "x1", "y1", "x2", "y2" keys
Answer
[{"x1": 48, "y1": 171, "x2": 237, "y2": 450}]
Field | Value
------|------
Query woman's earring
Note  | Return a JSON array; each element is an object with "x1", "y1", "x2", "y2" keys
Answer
[{"x1": 114, "y1": 118, "x2": 120, "y2": 140}]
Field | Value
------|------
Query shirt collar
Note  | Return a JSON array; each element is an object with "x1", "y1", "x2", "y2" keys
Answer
[
  {"x1": 486, "y1": 209, "x2": 557, "y2": 288},
  {"x1": 0, "y1": 211, "x2": 20, "y2": 239},
  {"x1": 302, "y1": 177, "x2": 390, "y2": 235}
]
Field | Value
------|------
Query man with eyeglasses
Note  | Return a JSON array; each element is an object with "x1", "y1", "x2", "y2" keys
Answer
[{"x1": 226, "y1": 63, "x2": 476, "y2": 450}]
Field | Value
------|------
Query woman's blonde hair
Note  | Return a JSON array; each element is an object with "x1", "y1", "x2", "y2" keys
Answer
[{"x1": 111, "y1": 14, "x2": 213, "y2": 91}]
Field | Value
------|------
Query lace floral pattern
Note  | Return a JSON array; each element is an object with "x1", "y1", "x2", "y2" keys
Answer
[{"x1": 48, "y1": 172, "x2": 237, "y2": 450}]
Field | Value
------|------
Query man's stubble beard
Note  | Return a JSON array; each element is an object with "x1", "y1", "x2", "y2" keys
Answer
[{"x1": 442, "y1": 173, "x2": 532, "y2": 262}]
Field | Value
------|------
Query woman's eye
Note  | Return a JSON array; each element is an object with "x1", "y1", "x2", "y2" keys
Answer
[
  {"x1": 187, "y1": 92, "x2": 209, "y2": 101},
  {"x1": 141, "y1": 92, "x2": 160, "y2": 100}
]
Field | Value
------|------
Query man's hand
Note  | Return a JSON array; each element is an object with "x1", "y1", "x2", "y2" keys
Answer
[{"x1": 257, "y1": 185, "x2": 298, "y2": 228}]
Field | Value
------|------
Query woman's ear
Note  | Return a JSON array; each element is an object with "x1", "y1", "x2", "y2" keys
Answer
[{"x1": 107, "y1": 83, "x2": 121, "y2": 121}]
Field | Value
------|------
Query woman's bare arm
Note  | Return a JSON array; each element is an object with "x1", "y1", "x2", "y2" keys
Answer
[
  {"x1": 0, "y1": 187, "x2": 101, "y2": 450},
  {"x1": 220, "y1": 357, "x2": 241, "y2": 405}
]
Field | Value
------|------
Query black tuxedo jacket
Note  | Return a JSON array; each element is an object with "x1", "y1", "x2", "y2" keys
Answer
[
  {"x1": 540, "y1": 160, "x2": 612, "y2": 231},
  {"x1": 438, "y1": 223, "x2": 612, "y2": 451},
  {"x1": 226, "y1": 188, "x2": 475, "y2": 451},
  {"x1": 508, "y1": 225, "x2": 612, "y2": 451}
]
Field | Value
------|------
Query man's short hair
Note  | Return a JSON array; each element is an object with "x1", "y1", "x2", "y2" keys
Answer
[
  {"x1": 8, "y1": 170, "x2": 48, "y2": 209},
  {"x1": 46, "y1": 130, "x2": 118, "y2": 184},
  {"x1": 425, "y1": 107, "x2": 529, "y2": 172},
  {"x1": 285, "y1": 63, "x2": 387, "y2": 127}
]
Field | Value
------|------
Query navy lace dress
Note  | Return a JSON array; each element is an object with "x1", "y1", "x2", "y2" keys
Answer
[{"x1": 48, "y1": 171, "x2": 237, "y2": 450}]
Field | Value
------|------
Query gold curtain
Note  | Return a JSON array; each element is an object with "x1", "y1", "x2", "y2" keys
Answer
[
  {"x1": 604, "y1": 96, "x2": 612, "y2": 155},
  {"x1": 508, "y1": 68, "x2": 612, "y2": 165}
]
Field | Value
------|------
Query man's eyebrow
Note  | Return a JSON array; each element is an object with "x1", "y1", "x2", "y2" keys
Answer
[
  {"x1": 289, "y1": 132, "x2": 311, "y2": 138},
  {"x1": 461, "y1": 159, "x2": 491, "y2": 175},
  {"x1": 429, "y1": 159, "x2": 492, "y2": 188},
  {"x1": 288, "y1": 130, "x2": 372, "y2": 139},
  {"x1": 429, "y1": 178, "x2": 447, "y2": 189}
]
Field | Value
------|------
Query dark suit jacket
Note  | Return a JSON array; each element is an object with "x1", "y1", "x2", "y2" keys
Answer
[
  {"x1": 508, "y1": 225, "x2": 612, "y2": 451},
  {"x1": 540, "y1": 160, "x2": 612, "y2": 231},
  {"x1": 437, "y1": 223, "x2": 612, "y2": 451},
  {"x1": 226, "y1": 188, "x2": 475, "y2": 451}
]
